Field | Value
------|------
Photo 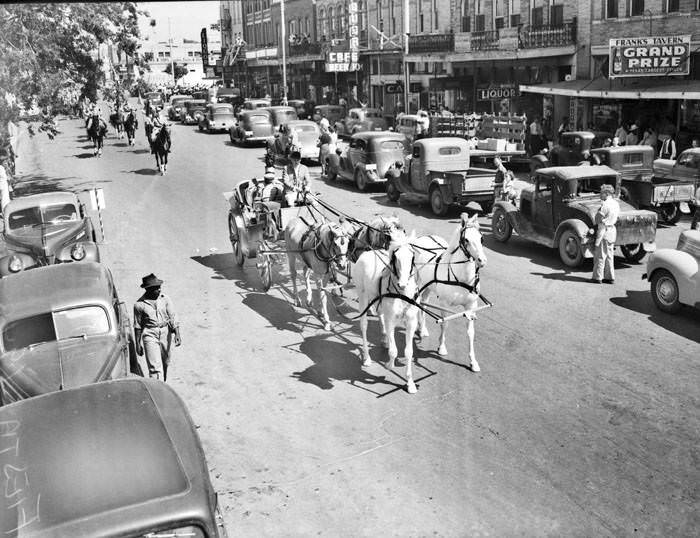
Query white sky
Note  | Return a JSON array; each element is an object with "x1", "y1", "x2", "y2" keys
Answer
[{"x1": 137, "y1": 1, "x2": 221, "y2": 43}]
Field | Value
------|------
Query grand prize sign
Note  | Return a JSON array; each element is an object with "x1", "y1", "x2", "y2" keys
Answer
[
  {"x1": 609, "y1": 35, "x2": 690, "y2": 78},
  {"x1": 325, "y1": 0, "x2": 360, "y2": 72}
]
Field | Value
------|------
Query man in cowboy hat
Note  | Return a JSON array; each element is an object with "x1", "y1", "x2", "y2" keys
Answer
[
  {"x1": 133, "y1": 273, "x2": 181, "y2": 381},
  {"x1": 592, "y1": 184, "x2": 620, "y2": 284},
  {"x1": 282, "y1": 150, "x2": 312, "y2": 206}
]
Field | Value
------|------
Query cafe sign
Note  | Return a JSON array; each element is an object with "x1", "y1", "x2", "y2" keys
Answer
[
  {"x1": 325, "y1": 0, "x2": 360, "y2": 72},
  {"x1": 609, "y1": 35, "x2": 690, "y2": 78}
]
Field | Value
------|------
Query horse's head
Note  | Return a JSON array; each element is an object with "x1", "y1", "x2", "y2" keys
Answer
[
  {"x1": 369, "y1": 215, "x2": 402, "y2": 250},
  {"x1": 388, "y1": 228, "x2": 416, "y2": 290},
  {"x1": 457, "y1": 213, "x2": 487, "y2": 267},
  {"x1": 327, "y1": 219, "x2": 351, "y2": 271}
]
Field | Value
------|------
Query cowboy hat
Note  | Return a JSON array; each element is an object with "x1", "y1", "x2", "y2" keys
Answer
[
  {"x1": 263, "y1": 171, "x2": 276, "y2": 181},
  {"x1": 140, "y1": 273, "x2": 164, "y2": 288}
]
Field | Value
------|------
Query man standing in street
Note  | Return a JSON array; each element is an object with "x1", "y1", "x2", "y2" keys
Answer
[
  {"x1": 592, "y1": 184, "x2": 620, "y2": 284},
  {"x1": 282, "y1": 150, "x2": 312, "y2": 205},
  {"x1": 134, "y1": 274, "x2": 181, "y2": 381}
]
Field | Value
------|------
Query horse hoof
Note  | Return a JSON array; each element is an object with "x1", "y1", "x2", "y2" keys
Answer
[
  {"x1": 362, "y1": 357, "x2": 372, "y2": 367},
  {"x1": 406, "y1": 381, "x2": 418, "y2": 394},
  {"x1": 323, "y1": 322, "x2": 331, "y2": 331},
  {"x1": 438, "y1": 345, "x2": 448, "y2": 356},
  {"x1": 470, "y1": 362, "x2": 480, "y2": 373}
]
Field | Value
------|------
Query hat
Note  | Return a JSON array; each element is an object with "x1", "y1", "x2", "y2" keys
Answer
[
  {"x1": 600, "y1": 184, "x2": 615, "y2": 195},
  {"x1": 265, "y1": 166, "x2": 276, "y2": 174},
  {"x1": 140, "y1": 273, "x2": 164, "y2": 288},
  {"x1": 264, "y1": 171, "x2": 275, "y2": 181},
  {"x1": 290, "y1": 150, "x2": 301, "y2": 159},
  {"x1": 630, "y1": 124, "x2": 638, "y2": 130}
]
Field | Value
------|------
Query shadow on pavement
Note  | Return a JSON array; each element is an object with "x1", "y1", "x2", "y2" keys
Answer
[
  {"x1": 530, "y1": 271, "x2": 594, "y2": 283},
  {"x1": 113, "y1": 142, "x2": 128, "y2": 147},
  {"x1": 78, "y1": 144, "x2": 94, "y2": 149},
  {"x1": 74, "y1": 152, "x2": 96, "y2": 159},
  {"x1": 191, "y1": 253, "x2": 248, "y2": 284},
  {"x1": 125, "y1": 168, "x2": 159, "y2": 176},
  {"x1": 12, "y1": 175, "x2": 77, "y2": 196},
  {"x1": 130, "y1": 149, "x2": 151, "y2": 155},
  {"x1": 610, "y1": 290, "x2": 700, "y2": 343}
]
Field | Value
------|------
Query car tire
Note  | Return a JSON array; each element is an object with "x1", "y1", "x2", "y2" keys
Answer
[
  {"x1": 229, "y1": 214, "x2": 245, "y2": 267},
  {"x1": 558, "y1": 228, "x2": 584, "y2": 268},
  {"x1": 491, "y1": 207, "x2": 512, "y2": 242},
  {"x1": 620, "y1": 243, "x2": 646, "y2": 264},
  {"x1": 650, "y1": 269, "x2": 682, "y2": 313},
  {"x1": 355, "y1": 169, "x2": 368, "y2": 191},
  {"x1": 430, "y1": 187, "x2": 449, "y2": 217},
  {"x1": 659, "y1": 203, "x2": 681, "y2": 225},
  {"x1": 386, "y1": 181, "x2": 400, "y2": 202}
]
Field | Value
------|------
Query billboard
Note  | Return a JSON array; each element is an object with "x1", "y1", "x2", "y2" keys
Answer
[{"x1": 609, "y1": 35, "x2": 690, "y2": 78}]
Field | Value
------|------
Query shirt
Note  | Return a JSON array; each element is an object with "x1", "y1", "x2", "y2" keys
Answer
[
  {"x1": 134, "y1": 293, "x2": 177, "y2": 332},
  {"x1": 282, "y1": 163, "x2": 311, "y2": 191},
  {"x1": 596, "y1": 196, "x2": 620, "y2": 244}
]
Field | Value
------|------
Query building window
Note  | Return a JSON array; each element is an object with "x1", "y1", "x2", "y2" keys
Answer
[
  {"x1": 605, "y1": 0, "x2": 619, "y2": 18},
  {"x1": 664, "y1": 0, "x2": 680, "y2": 12},
  {"x1": 329, "y1": 7, "x2": 335, "y2": 36},
  {"x1": 629, "y1": 0, "x2": 645, "y2": 16},
  {"x1": 550, "y1": 4, "x2": 563, "y2": 25}
]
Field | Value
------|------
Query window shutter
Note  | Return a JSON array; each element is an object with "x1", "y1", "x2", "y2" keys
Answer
[{"x1": 462, "y1": 16, "x2": 470, "y2": 32}]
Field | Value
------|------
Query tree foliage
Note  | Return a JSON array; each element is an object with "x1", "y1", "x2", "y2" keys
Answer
[
  {"x1": 164, "y1": 62, "x2": 189, "y2": 81},
  {"x1": 0, "y1": 3, "x2": 146, "y2": 122}
]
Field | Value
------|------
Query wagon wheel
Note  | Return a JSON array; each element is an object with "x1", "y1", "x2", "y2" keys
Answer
[
  {"x1": 228, "y1": 213, "x2": 245, "y2": 267},
  {"x1": 256, "y1": 244, "x2": 272, "y2": 291}
]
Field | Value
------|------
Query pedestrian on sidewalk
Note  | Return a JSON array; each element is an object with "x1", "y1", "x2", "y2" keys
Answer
[
  {"x1": 134, "y1": 274, "x2": 181, "y2": 381},
  {"x1": 592, "y1": 184, "x2": 620, "y2": 284}
]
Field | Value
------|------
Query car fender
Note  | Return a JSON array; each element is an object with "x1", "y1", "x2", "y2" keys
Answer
[
  {"x1": 646, "y1": 249, "x2": 699, "y2": 305},
  {"x1": 493, "y1": 200, "x2": 520, "y2": 228},
  {"x1": 429, "y1": 178, "x2": 454, "y2": 204},
  {"x1": 531, "y1": 154, "x2": 550, "y2": 168},
  {"x1": 56, "y1": 241, "x2": 100, "y2": 263},
  {"x1": 555, "y1": 219, "x2": 594, "y2": 256},
  {"x1": 0, "y1": 252, "x2": 38, "y2": 276},
  {"x1": 357, "y1": 162, "x2": 379, "y2": 180}
]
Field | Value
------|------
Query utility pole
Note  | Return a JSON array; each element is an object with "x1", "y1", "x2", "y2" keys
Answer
[
  {"x1": 168, "y1": 17, "x2": 175, "y2": 85},
  {"x1": 402, "y1": 0, "x2": 410, "y2": 114},
  {"x1": 281, "y1": 0, "x2": 288, "y2": 104}
]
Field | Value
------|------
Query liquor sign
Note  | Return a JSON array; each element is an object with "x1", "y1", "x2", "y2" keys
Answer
[
  {"x1": 477, "y1": 84, "x2": 520, "y2": 101},
  {"x1": 609, "y1": 35, "x2": 690, "y2": 78},
  {"x1": 348, "y1": 0, "x2": 359, "y2": 56},
  {"x1": 201, "y1": 28, "x2": 209, "y2": 70},
  {"x1": 325, "y1": 51, "x2": 360, "y2": 72}
]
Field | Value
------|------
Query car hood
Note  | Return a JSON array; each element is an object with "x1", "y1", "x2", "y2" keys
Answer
[
  {"x1": 652, "y1": 158, "x2": 675, "y2": 176},
  {"x1": 0, "y1": 335, "x2": 120, "y2": 400},
  {"x1": 568, "y1": 196, "x2": 642, "y2": 219},
  {"x1": 5, "y1": 219, "x2": 89, "y2": 256}
]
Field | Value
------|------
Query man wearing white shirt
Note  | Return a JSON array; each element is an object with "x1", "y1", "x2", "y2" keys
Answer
[{"x1": 592, "y1": 184, "x2": 620, "y2": 284}]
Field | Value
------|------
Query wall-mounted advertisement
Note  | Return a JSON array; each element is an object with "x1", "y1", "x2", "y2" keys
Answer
[
  {"x1": 609, "y1": 35, "x2": 690, "y2": 78},
  {"x1": 325, "y1": 0, "x2": 361, "y2": 72}
]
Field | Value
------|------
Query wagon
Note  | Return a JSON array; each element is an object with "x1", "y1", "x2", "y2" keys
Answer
[{"x1": 224, "y1": 179, "x2": 314, "y2": 290}]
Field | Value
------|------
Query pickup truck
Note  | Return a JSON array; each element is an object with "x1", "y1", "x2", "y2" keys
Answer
[
  {"x1": 531, "y1": 131, "x2": 611, "y2": 173},
  {"x1": 385, "y1": 137, "x2": 498, "y2": 216},
  {"x1": 492, "y1": 165, "x2": 657, "y2": 267},
  {"x1": 652, "y1": 148, "x2": 700, "y2": 211}
]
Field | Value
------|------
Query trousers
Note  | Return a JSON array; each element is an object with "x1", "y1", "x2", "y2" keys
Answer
[
  {"x1": 143, "y1": 326, "x2": 172, "y2": 381},
  {"x1": 593, "y1": 237, "x2": 615, "y2": 281}
]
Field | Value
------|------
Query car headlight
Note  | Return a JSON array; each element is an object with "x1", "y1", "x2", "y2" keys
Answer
[
  {"x1": 8, "y1": 255, "x2": 22, "y2": 273},
  {"x1": 71, "y1": 243, "x2": 86, "y2": 261}
]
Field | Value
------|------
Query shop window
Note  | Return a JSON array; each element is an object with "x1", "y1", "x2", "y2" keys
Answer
[
  {"x1": 664, "y1": 0, "x2": 680, "y2": 12},
  {"x1": 629, "y1": 0, "x2": 645, "y2": 16}
]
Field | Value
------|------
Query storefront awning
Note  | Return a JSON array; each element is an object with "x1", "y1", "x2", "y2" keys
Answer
[{"x1": 520, "y1": 78, "x2": 700, "y2": 100}]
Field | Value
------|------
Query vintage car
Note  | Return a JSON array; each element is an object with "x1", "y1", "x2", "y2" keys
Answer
[
  {"x1": 312, "y1": 104, "x2": 346, "y2": 125},
  {"x1": 0, "y1": 262, "x2": 138, "y2": 405},
  {"x1": 199, "y1": 103, "x2": 236, "y2": 133},
  {"x1": 180, "y1": 99, "x2": 208, "y2": 125},
  {"x1": 242, "y1": 98, "x2": 272, "y2": 111},
  {"x1": 326, "y1": 131, "x2": 409, "y2": 191},
  {"x1": 216, "y1": 87, "x2": 243, "y2": 107},
  {"x1": 264, "y1": 105, "x2": 299, "y2": 127},
  {"x1": 145, "y1": 91, "x2": 164, "y2": 110},
  {"x1": 0, "y1": 191, "x2": 99, "y2": 277},
  {"x1": 653, "y1": 148, "x2": 700, "y2": 210},
  {"x1": 591, "y1": 145, "x2": 695, "y2": 224},
  {"x1": 229, "y1": 109, "x2": 274, "y2": 146},
  {"x1": 643, "y1": 230, "x2": 700, "y2": 313},
  {"x1": 395, "y1": 114, "x2": 422, "y2": 144},
  {"x1": 334, "y1": 107, "x2": 387, "y2": 138},
  {"x1": 386, "y1": 137, "x2": 496, "y2": 215},
  {"x1": 531, "y1": 131, "x2": 611, "y2": 172},
  {"x1": 166, "y1": 94, "x2": 191, "y2": 121},
  {"x1": 268, "y1": 119, "x2": 321, "y2": 163},
  {"x1": 0, "y1": 378, "x2": 228, "y2": 536},
  {"x1": 287, "y1": 99, "x2": 314, "y2": 120},
  {"x1": 492, "y1": 165, "x2": 657, "y2": 267}
]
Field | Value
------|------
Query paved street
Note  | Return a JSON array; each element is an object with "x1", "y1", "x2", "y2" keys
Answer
[{"x1": 12, "y1": 111, "x2": 700, "y2": 537}]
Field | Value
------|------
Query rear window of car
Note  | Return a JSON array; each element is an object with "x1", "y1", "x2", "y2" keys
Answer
[
  {"x1": 623, "y1": 153, "x2": 644, "y2": 165},
  {"x1": 3, "y1": 306, "x2": 110, "y2": 351},
  {"x1": 250, "y1": 114, "x2": 270, "y2": 123},
  {"x1": 380, "y1": 140, "x2": 406, "y2": 151},
  {"x1": 293, "y1": 125, "x2": 317, "y2": 133},
  {"x1": 438, "y1": 146, "x2": 462, "y2": 156},
  {"x1": 8, "y1": 203, "x2": 78, "y2": 230}
]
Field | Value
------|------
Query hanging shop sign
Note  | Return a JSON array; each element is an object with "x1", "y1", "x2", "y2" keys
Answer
[
  {"x1": 200, "y1": 28, "x2": 209, "y2": 70},
  {"x1": 385, "y1": 82, "x2": 404, "y2": 94},
  {"x1": 324, "y1": 0, "x2": 361, "y2": 72},
  {"x1": 477, "y1": 84, "x2": 520, "y2": 101},
  {"x1": 609, "y1": 35, "x2": 690, "y2": 78}
]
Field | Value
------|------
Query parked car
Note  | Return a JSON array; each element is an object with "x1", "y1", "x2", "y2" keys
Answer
[
  {"x1": 180, "y1": 99, "x2": 207, "y2": 125},
  {"x1": 395, "y1": 114, "x2": 422, "y2": 144},
  {"x1": 326, "y1": 131, "x2": 409, "y2": 191},
  {"x1": 531, "y1": 131, "x2": 611, "y2": 172},
  {"x1": 312, "y1": 104, "x2": 346, "y2": 125},
  {"x1": 653, "y1": 148, "x2": 700, "y2": 216},
  {"x1": 592, "y1": 145, "x2": 695, "y2": 224},
  {"x1": 335, "y1": 107, "x2": 388, "y2": 138},
  {"x1": 199, "y1": 103, "x2": 236, "y2": 133},
  {"x1": 643, "y1": 229, "x2": 700, "y2": 313},
  {"x1": 0, "y1": 191, "x2": 99, "y2": 277},
  {"x1": 229, "y1": 109, "x2": 274, "y2": 146},
  {"x1": 243, "y1": 98, "x2": 272, "y2": 111},
  {"x1": 0, "y1": 378, "x2": 228, "y2": 536},
  {"x1": 386, "y1": 137, "x2": 496, "y2": 215},
  {"x1": 268, "y1": 119, "x2": 321, "y2": 163},
  {"x1": 0, "y1": 262, "x2": 138, "y2": 404},
  {"x1": 491, "y1": 165, "x2": 657, "y2": 267},
  {"x1": 287, "y1": 99, "x2": 314, "y2": 120},
  {"x1": 264, "y1": 105, "x2": 299, "y2": 128},
  {"x1": 166, "y1": 94, "x2": 191, "y2": 121},
  {"x1": 145, "y1": 91, "x2": 164, "y2": 110},
  {"x1": 216, "y1": 87, "x2": 243, "y2": 107}
]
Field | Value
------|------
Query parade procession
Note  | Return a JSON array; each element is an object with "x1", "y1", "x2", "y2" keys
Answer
[{"x1": 0, "y1": 1, "x2": 699, "y2": 536}]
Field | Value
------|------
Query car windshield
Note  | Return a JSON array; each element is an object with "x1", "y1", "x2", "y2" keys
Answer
[
  {"x1": 563, "y1": 176, "x2": 618, "y2": 197},
  {"x1": 250, "y1": 114, "x2": 270, "y2": 124},
  {"x1": 8, "y1": 203, "x2": 79, "y2": 229},
  {"x1": 292, "y1": 125, "x2": 317, "y2": 133},
  {"x1": 380, "y1": 140, "x2": 406, "y2": 151},
  {"x1": 273, "y1": 111, "x2": 296, "y2": 124},
  {"x1": 171, "y1": 99, "x2": 187, "y2": 107},
  {"x1": 137, "y1": 526, "x2": 206, "y2": 538},
  {"x1": 3, "y1": 306, "x2": 110, "y2": 351}
]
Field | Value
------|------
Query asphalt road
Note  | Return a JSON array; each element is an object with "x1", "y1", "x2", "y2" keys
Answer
[{"x1": 11, "y1": 109, "x2": 700, "y2": 537}]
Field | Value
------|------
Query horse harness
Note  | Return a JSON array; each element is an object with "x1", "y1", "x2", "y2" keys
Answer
[{"x1": 295, "y1": 217, "x2": 346, "y2": 282}]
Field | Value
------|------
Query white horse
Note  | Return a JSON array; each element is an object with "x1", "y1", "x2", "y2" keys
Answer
[
  {"x1": 354, "y1": 229, "x2": 421, "y2": 393},
  {"x1": 285, "y1": 217, "x2": 353, "y2": 330},
  {"x1": 412, "y1": 213, "x2": 487, "y2": 372}
]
